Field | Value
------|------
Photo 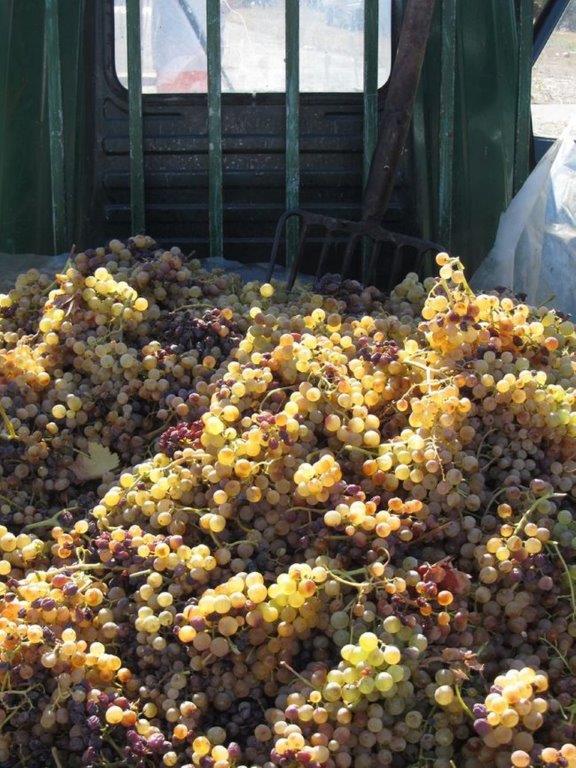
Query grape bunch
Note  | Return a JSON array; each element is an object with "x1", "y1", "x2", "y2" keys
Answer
[
  {"x1": 160, "y1": 307, "x2": 246, "y2": 363},
  {"x1": 2, "y1": 242, "x2": 576, "y2": 768},
  {"x1": 158, "y1": 420, "x2": 204, "y2": 457}
]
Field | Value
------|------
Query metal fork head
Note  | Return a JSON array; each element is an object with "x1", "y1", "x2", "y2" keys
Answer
[{"x1": 267, "y1": 208, "x2": 443, "y2": 292}]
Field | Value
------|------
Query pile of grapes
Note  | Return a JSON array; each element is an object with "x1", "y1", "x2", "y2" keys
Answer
[{"x1": 1, "y1": 237, "x2": 576, "y2": 768}]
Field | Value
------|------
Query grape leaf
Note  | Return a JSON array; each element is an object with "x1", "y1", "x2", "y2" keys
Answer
[
  {"x1": 442, "y1": 647, "x2": 484, "y2": 674},
  {"x1": 72, "y1": 442, "x2": 120, "y2": 482}
]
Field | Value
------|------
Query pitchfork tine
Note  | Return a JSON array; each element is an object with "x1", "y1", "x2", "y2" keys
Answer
[
  {"x1": 316, "y1": 231, "x2": 336, "y2": 280},
  {"x1": 415, "y1": 244, "x2": 429, "y2": 273},
  {"x1": 341, "y1": 234, "x2": 361, "y2": 279},
  {"x1": 387, "y1": 242, "x2": 404, "y2": 291},
  {"x1": 286, "y1": 220, "x2": 311, "y2": 292},
  {"x1": 368, "y1": 240, "x2": 384, "y2": 283},
  {"x1": 267, "y1": 210, "x2": 297, "y2": 282}
]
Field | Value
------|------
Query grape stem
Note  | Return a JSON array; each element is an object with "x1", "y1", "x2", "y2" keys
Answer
[
  {"x1": 39, "y1": 562, "x2": 108, "y2": 576},
  {"x1": 475, "y1": 428, "x2": 497, "y2": 460},
  {"x1": 169, "y1": 300, "x2": 218, "y2": 314},
  {"x1": 259, "y1": 385, "x2": 294, "y2": 409},
  {"x1": 454, "y1": 683, "x2": 473, "y2": 720},
  {"x1": 286, "y1": 506, "x2": 326, "y2": 514},
  {"x1": 102, "y1": 735, "x2": 125, "y2": 760},
  {"x1": 23, "y1": 506, "x2": 79, "y2": 532},
  {"x1": 484, "y1": 487, "x2": 517, "y2": 517},
  {"x1": 0, "y1": 701, "x2": 27, "y2": 729},
  {"x1": 541, "y1": 637, "x2": 572, "y2": 674},
  {"x1": 342, "y1": 445, "x2": 377, "y2": 458},
  {"x1": 128, "y1": 568, "x2": 152, "y2": 581},
  {"x1": 513, "y1": 492, "x2": 561, "y2": 535},
  {"x1": 548, "y1": 541, "x2": 576, "y2": 621},
  {"x1": 178, "y1": 506, "x2": 210, "y2": 517},
  {"x1": 144, "y1": 411, "x2": 177, "y2": 439},
  {"x1": 556, "y1": 697, "x2": 576, "y2": 725},
  {"x1": 339, "y1": 566, "x2": 370, "y2": 576},
  {"x1": 325, "y1": 568, "x2": 368, "y2": 589},
  {"x1": 0, "y1": 492, "x2": 26, "y2": 511},
  {"x1": 51, "y1": 748, "x2": 64, "y2": 768},
  {"x1": 403, "y1": 357, "x2": 446, "y2": 376},
  {"x1": 0, "y1": 402, "x2": 18, "y2": 440},
  {"x1": 415, "y1": 704, "x2": 436, "y2": 767},
  {"x1": 279, "y1": 660, "x2": 312, "y2": 690},
  {"x1": 414, "y1": 521, "x2": 452, "y2": 543}
]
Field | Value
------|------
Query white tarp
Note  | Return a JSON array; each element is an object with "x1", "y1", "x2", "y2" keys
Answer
[
  {"x1": 0, "y1": 252, "x2": 68, "y2": 292},
  {"x1": 471, "y1": 117, "x2": 576, "y2": 314},
  {"x1": 0, "y1": 253, "x2": 309, "y2": 294}
]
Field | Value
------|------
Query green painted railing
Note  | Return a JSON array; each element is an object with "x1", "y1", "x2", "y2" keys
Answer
[
  {"x1": 438, "y1": 0, "x2": 456, "y2": 249},
  {"x1": 126, "y1": 0, "x2": 145, "y2": 235},
  {"x1": 0, "y1": 1, "x2": 15, "y2": 252},
  {"x1": 362, "y1": 0, "x2": 379, "y2": 283},
  {"x1": 285, "y1": 0, "x2": 301, "y2": 268},
  {"x1": 44, "y1": 0, "x2": 67, "y2": 253},
  {"x1": 207, "y1": 0, "x2": 223, "y2": 260}
]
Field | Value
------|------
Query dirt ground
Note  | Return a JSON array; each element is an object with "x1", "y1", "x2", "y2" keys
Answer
[{"x1": 532, "y1": 28, "x2": 576, "y2": 138}]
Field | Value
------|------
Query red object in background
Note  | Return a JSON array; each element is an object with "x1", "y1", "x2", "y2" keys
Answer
[{"x1": 157, "y1": 69, "x2": 208, "y2": 94}]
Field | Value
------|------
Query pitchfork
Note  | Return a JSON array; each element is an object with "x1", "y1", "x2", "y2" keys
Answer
[{"x1": 267, "y1": 0, "x2": 441, "y2": 291}]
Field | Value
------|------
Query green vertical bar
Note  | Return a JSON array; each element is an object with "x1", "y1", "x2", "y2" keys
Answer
[
  {"x1": 412, "y1": 87, "x2": 432, "y2": 242},
  {"x1": 207, "y1": 0, "x2": 223, "y2": 259},
  {"x1": 44, "y1": 0, "x2": 67, "y2": 253},
  {"x1": 514, "y1": 0, "x2": 532, "y2": 195},
  {"x1": 285, "y1": 0, "x2": 300, "y2": 268},
  {"x1": 362, "y1": 0, "x2": 379, "y2": 283},
  {"x1": 0, "y1": 0, "x2": 14, "y2": 239},
  {"x1": 65, "y1": 0, "x2": 85, "y2": 244},
  {"x1": 126, "y1": 0, "x2": 145, "y2": 234},
  {"x1": 438, "y1": 0, "x2": 456, "y2": 249}
]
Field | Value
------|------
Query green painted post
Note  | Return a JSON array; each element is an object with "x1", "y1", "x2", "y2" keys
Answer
[
  {"x1": 126, "y1": 0, "x2": 145, "y2": 235},
  {"x1": 285, "y1": 0, "x2": 300, "y2": 269},
  {"x1": 0, "y1": 0, "x2": 14, "y2": 241},
  {"x1": 207, "y1": 0, "x2": 223, "y2": 259},
  {"x1": 362, "y1": 0, "x2": 379, "y2": 283},
  {"x1": 438, "y1": 0, "x2": 456, "y2": 249},
  {"x1": 514, "y1": 0, "x2": 532, "y2": 195},
  {"x1": 411, "y1": 88, "x2": 432, "y2": 242},
  {"x1": 64, "y1": 0, "x2": 85, "y2": 243},
  {"x1": 44, "y1": 0, "x2": 67, "y2": 253}
]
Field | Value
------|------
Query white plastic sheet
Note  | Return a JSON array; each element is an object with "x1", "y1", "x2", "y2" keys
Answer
[
  {"x1": 0, "y1": 253, "x2": 310, "y2": 295},
  {"x1": 471, "y1": 118, "x2": 576, "y2": 314},
  {"x1": 0, "y1": 252, "x2": 69, "y2": 292}
]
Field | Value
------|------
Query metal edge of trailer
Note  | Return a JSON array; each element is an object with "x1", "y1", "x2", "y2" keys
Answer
[
  {"x1": 513, "y1": 0, "x2": 533, "y2": 195},
  {"x1": 533, "y1": 0, "x2": 571, "y2": 61},
  {"x1": 532, "y1": 0, "x2": 570, "y2": 161}
]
